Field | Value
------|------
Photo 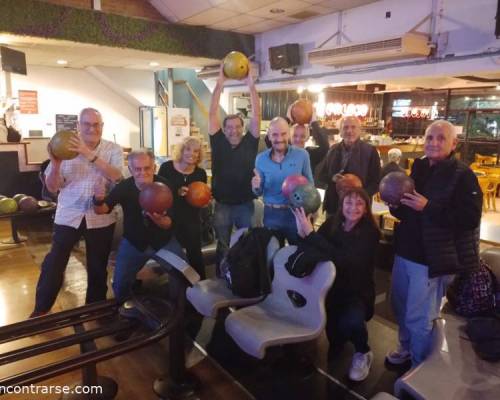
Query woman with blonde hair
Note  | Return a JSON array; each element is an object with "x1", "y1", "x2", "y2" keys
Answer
[{"x1": 159, "y1": 137, "x2": 208, "y2": 278}]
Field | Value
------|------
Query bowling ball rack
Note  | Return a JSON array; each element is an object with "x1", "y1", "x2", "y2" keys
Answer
[
  {"x1": 0, "y1": 250, "x2": 201, "y2": 400},
  {"x1": 0, "y1": 203, "x2": 56, "y2": 249}
]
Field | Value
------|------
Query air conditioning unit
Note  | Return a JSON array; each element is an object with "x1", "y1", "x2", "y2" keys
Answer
[
  {"x1": 308, "y1": 32, "x2": 431, "y2": 67},
  {"x1": 196, "y1": 62, "x2": 259, "y2": 80}
]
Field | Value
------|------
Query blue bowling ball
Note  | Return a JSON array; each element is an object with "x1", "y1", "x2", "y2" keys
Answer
[{"x1": 289, "y1": 183, "x2": 321, "y2": 214}]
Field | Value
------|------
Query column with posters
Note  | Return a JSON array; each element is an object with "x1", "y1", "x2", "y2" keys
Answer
[{"x1": 167, "y1": 107, "x2": 190, "y2": 156}]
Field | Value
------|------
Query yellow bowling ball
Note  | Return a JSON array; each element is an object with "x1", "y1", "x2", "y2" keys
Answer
[
  {"x1": 223, "y1": 51, "x2": 249, "y2": 80},
  {"x1": 0, "y1": 198, "x2": 18, "y2": 214},
  {"x1": 49, "y1": 130, "x2": 78, "y2": 160}
]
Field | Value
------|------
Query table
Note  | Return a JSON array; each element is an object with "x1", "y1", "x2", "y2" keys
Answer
[{"x1": 0, "y1": 204, "x2": 56, "y2": 249}]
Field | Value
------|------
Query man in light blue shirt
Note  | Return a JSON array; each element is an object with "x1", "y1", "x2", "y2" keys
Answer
[{"x1": 252, "y1": 117, "x2": 313, "y2": 243}]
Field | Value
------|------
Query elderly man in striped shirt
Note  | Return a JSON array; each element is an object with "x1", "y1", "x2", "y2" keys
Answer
[{"x1": 30, "y1": 108, "x2": 123, "y2": 318}]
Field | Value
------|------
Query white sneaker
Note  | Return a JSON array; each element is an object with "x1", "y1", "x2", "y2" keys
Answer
[
  {"x1": 348, "y1": 351, "x2": 373, "y2": 381},
  {"x1": 386, "y1": 346, "x2": 411, "y2": 365}
]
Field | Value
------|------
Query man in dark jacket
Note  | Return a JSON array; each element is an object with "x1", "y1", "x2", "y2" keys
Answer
[
  {"x1": 386, "y1": 120, "x2": 482, "y2": 367},
  {"x1": 317, "y1": 116, "x2": 380, "y2": 215}
]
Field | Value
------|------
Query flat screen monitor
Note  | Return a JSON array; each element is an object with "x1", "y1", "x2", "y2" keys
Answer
[{"x1": 0, "y1": 47, "x2": 27, "y2": 75}]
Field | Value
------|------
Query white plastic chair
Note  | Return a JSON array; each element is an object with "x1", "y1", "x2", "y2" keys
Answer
[
  {"x1": 186, "y1": 228, "x2": 280, "y2": 318},
  {"x1": 224, "y1": 245, "x2": 336, "y2": 359}
]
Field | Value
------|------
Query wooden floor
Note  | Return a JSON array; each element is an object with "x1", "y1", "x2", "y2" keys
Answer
[
  {"x1": 0, "y1": 217, "x2": 252, "y2": 400},
  {"x1": 0, "y1": 207, "x2": 498, "y2": 400}
]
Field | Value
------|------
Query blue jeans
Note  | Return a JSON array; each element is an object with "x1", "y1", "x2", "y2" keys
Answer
[
  {"x1": 326, "y1": 300, "x2": 370, "y2": 354},
  {"x1": 263, "y1": 206, "x2": 298, "y2": 245},
  {"x1": 213, "y1": 200, "x2": 254, "y2": 266},
  {"x1": 391, "y1": 255, "x2": 454, "y2": 365},
  {"x1": 113, "y1": 237, "x2": 186, "y2": 302}
]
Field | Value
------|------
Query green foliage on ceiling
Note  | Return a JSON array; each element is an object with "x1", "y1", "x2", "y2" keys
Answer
[{"x1": 0, "y1": 0, "x2": 254, "y2": 59}]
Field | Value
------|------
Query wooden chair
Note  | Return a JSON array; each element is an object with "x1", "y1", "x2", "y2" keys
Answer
[
  {"x1": 475, "y1": 153, "x2": 490, "y2": 164},
  {"x1": 477, "y1": 176, "x2": 491, "y2": 212},
  {"x1": 224, "y1": 245, "x2": 335, "y2": 359},
  {"x1": 479, "y1": 155, "x2": 497, "y2": 165},
  {"x1": 477, "y1": 174, "x2": 500, "y2": 212},
  {"x1": 485, "y1": 174, "x2": 500, "y2": 212},
  {"x1": 407, "y1": 158, "x2": 415, "y2": 170}
]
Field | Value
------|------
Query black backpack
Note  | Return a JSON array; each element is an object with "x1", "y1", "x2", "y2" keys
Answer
[
  {"x1": 465, "y1": 316, "x2": 500, "y2": 362},
  {"x1": 220, "y1": 228, "x2": 275, "y2": 298}
]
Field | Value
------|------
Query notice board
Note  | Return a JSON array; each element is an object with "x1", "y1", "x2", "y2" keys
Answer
[
  {"x1": 18, "y1": 90, "x2": 38, "y2": 114},
  {"x1": 55, "y1": 114, "x2": 78, "y2": 132}
]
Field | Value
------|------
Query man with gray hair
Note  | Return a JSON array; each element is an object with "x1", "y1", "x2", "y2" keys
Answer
[
  {"x1": 317, "y1": 116, "x2": 380, "y2": 215},
  {"x1": 31, "y1": 108, "x2": 123, "y2": 317},
  {"x1": 93, "y1": 149, "x2": 187, "y2": 301},
  {"x1": 380, "y1": 148, "x2": 404, "y2": 179},
  {"x1": 386, "y1": 120, "x2": 482, "y2": 367}
]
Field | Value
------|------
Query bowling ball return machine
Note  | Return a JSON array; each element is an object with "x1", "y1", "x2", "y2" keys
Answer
[{"x1": 0, "y1": 249, "x2": 200, "y2": 399}]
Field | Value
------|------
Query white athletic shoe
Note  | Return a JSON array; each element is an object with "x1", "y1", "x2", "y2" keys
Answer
[
  {"x1": 386, "y1": 346, "x2": 412, "y2": 365},
  {"x1": 348, "y1": 351, "x2": 373, "y2": 381}
]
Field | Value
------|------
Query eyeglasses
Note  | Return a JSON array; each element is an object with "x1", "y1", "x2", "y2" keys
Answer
[{"x1": 80, "y1": 122, "x2": 103, "y2": 129}]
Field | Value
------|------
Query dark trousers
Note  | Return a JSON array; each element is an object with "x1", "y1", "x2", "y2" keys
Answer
[
  {"x1": 326, "y1": 299, "x2": 370, "y2": 354},
  {"x1": 33, "y1": 219, "x2": 115, "y2": 313},
  {"x1": 176, "y1": 223, "x2": 205, "y2": 280}
]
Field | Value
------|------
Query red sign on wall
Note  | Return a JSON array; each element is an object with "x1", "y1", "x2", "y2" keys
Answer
[{"x1": 19, "y1": 90, "x2": 38, "y2": 114}]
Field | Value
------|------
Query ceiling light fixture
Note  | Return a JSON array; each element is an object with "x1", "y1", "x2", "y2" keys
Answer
[
  {"x1": 149, "y1": 61, "x2": 160, "y2": 67},
  {"x1": 270, "y1": 8, "x2": 285, "y2": 14},
  {"x1": 56, "y1": 59, "x2": 68, "y2": 65}
]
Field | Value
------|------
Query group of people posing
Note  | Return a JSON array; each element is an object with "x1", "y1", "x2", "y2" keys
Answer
[{"x1": 30, "y1": 63, "x2": 482, "y2": 383}]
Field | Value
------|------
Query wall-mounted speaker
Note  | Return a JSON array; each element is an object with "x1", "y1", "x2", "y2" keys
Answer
[{"x1": 269, "y1": 43, "x2": 300, "y2": 71}]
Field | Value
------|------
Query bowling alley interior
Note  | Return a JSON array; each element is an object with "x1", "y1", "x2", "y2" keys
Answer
[{"x1": 0, "y1": 0, "x2": 500, "y2": 399}]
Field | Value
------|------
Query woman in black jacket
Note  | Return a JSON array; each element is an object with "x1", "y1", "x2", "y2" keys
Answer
[
  {"x1": 292, "y1": 187, "x2": 380, "y2": 382},
  {"x1": 158, "y1": 137, "x2": 207, "y2": 279}
]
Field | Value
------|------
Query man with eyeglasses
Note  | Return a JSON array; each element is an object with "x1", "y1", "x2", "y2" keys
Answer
[
  {"x1": 30, "y1": 108, "x2": 123, "y2": 318},
  {"x1": 209, "y1": 63, "x2": 260, "y2": 267},
  {"x1": 93, "y1": 149, "x2": 186, "y2": 301}
]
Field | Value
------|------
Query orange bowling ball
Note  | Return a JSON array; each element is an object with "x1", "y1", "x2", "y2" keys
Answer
[
  {"x1": 186, "y1": 181, "x2": 212, "y2": 208},
  {"x1": 223, "y1": 51, "x2": 249, "y2": 80},
  {"x1": 336, "y1": 173, "x2": 362, "y2": 197},
  {"x1": 49, "y1": 130, "x2": 78, "y2": 160},
  {"x1": 139, "y1": 182, "x2": 173, "y2": 214},
  {"x1": 290, "y1": 99, "x2": 313, "y2": 125}
]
